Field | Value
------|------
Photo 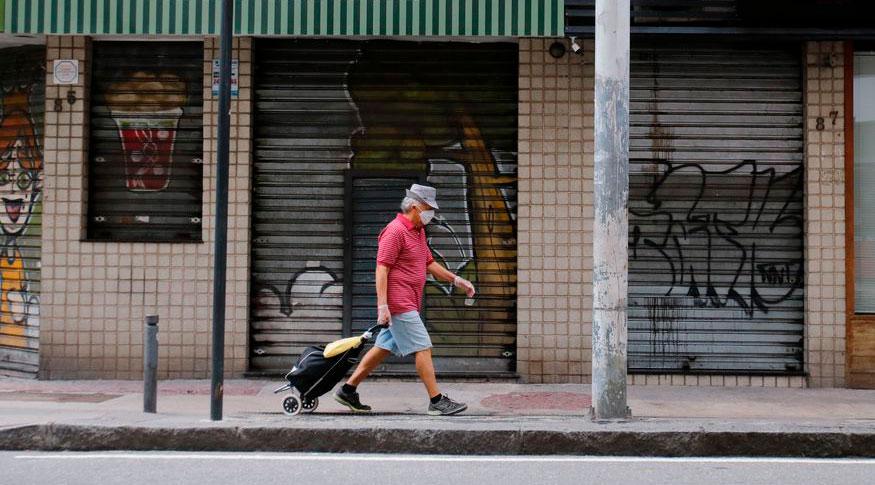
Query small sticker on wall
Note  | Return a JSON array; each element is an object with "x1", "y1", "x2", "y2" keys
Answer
[
  {"x1": 211, "y1": 59, "x2": 239, "y2": 97},
  {"x1": 53, "y1": 60, "x2": 80, "y2": 85}
]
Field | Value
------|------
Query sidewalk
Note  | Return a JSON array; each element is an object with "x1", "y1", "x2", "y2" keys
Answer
[{"x1": 1, "y1": 378, "x2": 874, "y2": 457}]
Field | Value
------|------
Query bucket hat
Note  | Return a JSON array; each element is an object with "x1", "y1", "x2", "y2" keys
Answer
[{"x1": 405, "y1": 183, "x2": 439, "y2": 210}]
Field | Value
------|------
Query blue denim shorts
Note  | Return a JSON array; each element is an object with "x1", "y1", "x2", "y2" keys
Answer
[{"x1": 375, "y1": 310, "x2": 433, "y2": 357}]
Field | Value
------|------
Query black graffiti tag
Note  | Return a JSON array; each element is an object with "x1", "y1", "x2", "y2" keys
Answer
[{"x1": 630, "y1": 160, "x2": 803, "y2": 317}]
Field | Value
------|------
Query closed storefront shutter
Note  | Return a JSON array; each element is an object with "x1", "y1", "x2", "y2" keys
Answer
[
  {"x1": 88, "y1": 41, "x2": 204, "y2": 242},
  {"x1": 347, "y1": 174, "x2": 421, "y2": 337},
  {"x1": 0, "y1": 45, "x2": 44, "y2": 377},
  {"x1": 628, "y1": 44, "x2": 805, "y2": 373},
  {"x1": 251, "y1": 40, "x2": 517, "y2": 375}
]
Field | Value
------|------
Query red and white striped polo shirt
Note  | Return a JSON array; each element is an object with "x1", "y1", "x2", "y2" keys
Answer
[{"x1": 376, "y1": 213, "x2": 434, "y2": 315}]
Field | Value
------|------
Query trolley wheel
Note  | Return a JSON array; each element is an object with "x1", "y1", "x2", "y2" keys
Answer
[
  {"x1": 282, "y1": 394, "x2": 302, "y2": 416},
  {"x1": 301, "y1": 396, "x2": 319, "y2": 413}
]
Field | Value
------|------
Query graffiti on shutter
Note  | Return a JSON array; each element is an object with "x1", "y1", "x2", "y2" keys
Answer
[
  {"x1": 346, "y1": 174, "x2": 422, "y2": 337},
  {"x1": 628, "y1": 44, "x2": 805, "y2": 373},
  {"x1": 88, "y1": 41, "x2": 203, "y2": 242},
  {"x1": 251, "y1": 40, "x2": 517, "y2": 374},
  {"x1": 0, "y1": 45, "x2": 44, "y2": 377}
]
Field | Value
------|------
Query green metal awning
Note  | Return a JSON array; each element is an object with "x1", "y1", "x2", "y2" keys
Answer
[{"x1": 3, "y1": 0, "x2": 563, "y2": 36}]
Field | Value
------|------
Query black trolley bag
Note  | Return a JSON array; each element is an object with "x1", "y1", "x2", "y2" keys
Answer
[{"x1": 273, "y1": 323, "x2": 386, "y2": 415}]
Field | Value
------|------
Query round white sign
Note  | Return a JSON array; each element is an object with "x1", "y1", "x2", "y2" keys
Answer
[{"x1": 53, "y1": 60, "x2": 79, "y2": 85}]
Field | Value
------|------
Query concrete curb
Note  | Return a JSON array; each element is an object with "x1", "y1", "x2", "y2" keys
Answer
[{"x1": 2, "y1": 424, "x2": 875, "y2": 457}]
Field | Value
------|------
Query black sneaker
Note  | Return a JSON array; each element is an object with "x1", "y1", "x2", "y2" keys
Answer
[
  {"x1": 427, "y1": 394, "x2": 467, "y2": 416},
  {"x1": 333, "y1": 387, "x2": 372, "y2": 413}
]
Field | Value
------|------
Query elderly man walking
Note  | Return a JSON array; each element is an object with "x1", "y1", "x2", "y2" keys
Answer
[{"x1": 334, "y1": 184, "x2": 476, "y2": 416}]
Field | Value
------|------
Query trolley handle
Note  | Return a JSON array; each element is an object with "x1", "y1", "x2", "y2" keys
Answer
[
  {"x1": 362, "y1": 322, "x2": 390, "y2": 340},
  {"x1": 365, "y1": 322, "x2": 390, "y2": 334}
]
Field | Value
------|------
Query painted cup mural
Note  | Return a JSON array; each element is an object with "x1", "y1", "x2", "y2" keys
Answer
[
  {"x1": 88, "y1": 42, "x2": 202, "y2": 242},
  {"x1": 106, "y1": 72, "x2": 187, "y2": 192}
]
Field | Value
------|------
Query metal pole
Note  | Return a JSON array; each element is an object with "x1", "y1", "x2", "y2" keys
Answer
[
  {"x1": 592, "y1": 0, "x2": 631, "y2": 421},
  {"x1": 210, "y1": 0, "x2": 233, "y2": 422},
  {"x1": 143, "y1": 315, "x2": 159, "y2": 413}
]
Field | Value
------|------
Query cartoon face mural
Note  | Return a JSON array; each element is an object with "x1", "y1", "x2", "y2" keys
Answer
[
  {"x1": 0, "y1": 90, "x2": 42, "y2": 235},
  {"x1": 0, "y1": 45, "x2": 45, "y2": 372}
]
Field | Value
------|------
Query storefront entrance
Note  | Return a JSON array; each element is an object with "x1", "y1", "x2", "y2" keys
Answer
[
  {"x1": 628, "y1": 43, "x2": 806, "y2": 374},
  {"x1": 0, "y1": 44, "x2": 44, "y2": 378},
  {"x1": 249, "y1": 40, "x2": 518, "y2": 375}
]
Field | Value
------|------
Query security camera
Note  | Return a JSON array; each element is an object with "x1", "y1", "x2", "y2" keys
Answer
[{"x1": 570, "y1": 37, "x2": 582, "y2": 55}]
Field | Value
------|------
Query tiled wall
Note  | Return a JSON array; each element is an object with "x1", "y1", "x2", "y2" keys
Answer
[
  {"x1": 517, "y1": 39, "x2": 847, "y2": 388},
  {"x1": 803, "y1": 41, "x2": 847, "y2": 388},
  {"x1": 39, "y1": 36, "x2": 252, "y2": 378},
  {"x1": 36, "y1": 36, "x2": 849, "y2": 386},
  {"x1": 517, "y1": 38, "x2": 595, "y2": 384},
  {"x1": 629, "y1": 374, "x2": 807, "y2": 388}
]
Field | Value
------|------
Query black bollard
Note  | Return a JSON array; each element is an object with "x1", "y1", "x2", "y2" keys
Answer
[{"x1": 144, "y1": 315, "x2": 159, "y2": 413}]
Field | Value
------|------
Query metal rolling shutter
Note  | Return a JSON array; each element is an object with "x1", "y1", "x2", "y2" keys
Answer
[
  {"x1": 347, "y1": 175, "x2": 429, "y2": 373},
  {"x1": 628, "y1": 43, "x2": 805, "y2": 373},
  {"x1": 347, "y1": 175, "x2": 421, "y2": 340},
  {"x1": 251, "y1": 39, "x2": 517, "y2": 375},
  {"x1": 0, "y1": 45, "x2": 44, "y2": 377},
  {"x1": 88, "y1": 41, "x2": 203, "y2": 242},
  {"x1": 250, "y1": 41, "x2": 360, "y2": 371}
]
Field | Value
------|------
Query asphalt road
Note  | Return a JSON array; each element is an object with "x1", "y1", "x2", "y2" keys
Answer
[{"x1": 4, "y1": 452, "x2": 875, "y2": 485}]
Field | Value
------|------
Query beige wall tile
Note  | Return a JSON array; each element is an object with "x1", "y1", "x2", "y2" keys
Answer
[
  {"x1": 804, "y1": 41, "x2": 847, "y2": 388},
  {"x1": 40, "y1": 36, "x2": 253, "y2": 379},
  {"x1": 517, "y1": 38, "x2": 594, "y2": 384}
]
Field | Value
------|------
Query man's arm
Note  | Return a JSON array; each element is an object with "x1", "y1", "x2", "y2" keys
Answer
[
  {"x1": 427, "y1": 261, "x2": 456, "y2": 283},
  {"x1": 427, "y1": 261, "x2": 476, "y2": 297},
  {"x1": 376, "y1": 264, "x2": 391, "y2": 324}
]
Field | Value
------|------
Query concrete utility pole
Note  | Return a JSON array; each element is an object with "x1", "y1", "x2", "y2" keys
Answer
[{"x1": 591, "y1": 0, "x2": 631, "y2": 421}]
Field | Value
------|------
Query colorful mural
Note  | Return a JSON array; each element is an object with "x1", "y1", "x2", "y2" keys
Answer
[
  {"x1": 88, "y1": 42, "x2": 202, "y2": 242},
  {"x1": 250, "y1": 41, "x2": 517, "y2": 372},
  {"x1": 0, "y1": 45, "x2": 44, "y2": 375},
  {"x1": 346, "y1": 42, "x2": 518, "y2": 364},
  {"x1": 106, "y1": 72, "x2": 187, "y2": 192}
]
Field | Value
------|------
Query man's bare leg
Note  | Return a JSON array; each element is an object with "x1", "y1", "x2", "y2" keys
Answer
[
  {"x1": 414, "y1": 348, "x2": 441, "y2": 398},
  {"x1": 346, "y1": 346, "x2": 391, "y2": 387}
]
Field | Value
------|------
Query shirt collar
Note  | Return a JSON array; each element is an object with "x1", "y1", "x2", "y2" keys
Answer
[{"x1": 395, "y1": 213, "x2": 417, "y2": 231}]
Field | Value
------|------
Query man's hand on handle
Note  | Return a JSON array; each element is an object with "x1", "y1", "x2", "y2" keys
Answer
[
  {"x1": 453, "y1": 275, "x2": 476, "y2": 298},
  {"x1": 377, "y1": 304, "x2": 392, "y2": 326}
]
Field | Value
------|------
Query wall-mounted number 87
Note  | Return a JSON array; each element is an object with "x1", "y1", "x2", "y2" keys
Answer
[{"x1": 816, "y1": 111, "x2": 840, "y2": 131}]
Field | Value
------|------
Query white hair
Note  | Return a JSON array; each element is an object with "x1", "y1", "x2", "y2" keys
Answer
[{"x1": 400, "y1": 196, "x2": 419, "y2": 213}]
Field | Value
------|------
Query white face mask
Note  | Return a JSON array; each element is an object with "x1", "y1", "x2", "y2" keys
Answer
[{"x1": 418, "y1": 208, "x2": 435, "y2": 225}]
